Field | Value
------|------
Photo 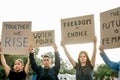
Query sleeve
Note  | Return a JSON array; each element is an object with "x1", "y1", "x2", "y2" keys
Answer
[
  {"x1": 100, "y1": 51, "x2": 119, "y2": 71},
  {"x1": 29, "y1": 53, "x2": 41, "y2": 74},
  {"x1": 53, "y1": 51, "x2": 60, "y2": 75},
  {"x1": 74, "y1": 62, "x2": 78, "y2": 69},
  {"x1": 8, "y1": 70, "x2": 13, "y2": 78}
]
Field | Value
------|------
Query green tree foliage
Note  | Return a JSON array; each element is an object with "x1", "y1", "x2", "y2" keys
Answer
[
  {"x1": 93, "y1": 64, "x2": 118, "y2": 80},
  {"x1": 60, "y1": 59, "x2": 75, "y2": 74},
  {"x1": 0, "y1": 66, "x2": 6, "y2": 80}
]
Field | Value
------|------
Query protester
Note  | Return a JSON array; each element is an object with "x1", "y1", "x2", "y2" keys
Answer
[
  {"x1": 0, "y1": 47, "x2": 30, "y2": 80},
  {"x1": 29, "y1": 44, "x2": 60, "y2": 80},
  {"x1": 99, "y1": 44, "x2": 120, "y2": 79},
  {"x1": 61, "y1": 36, "x2": 97, "y2": 80}
]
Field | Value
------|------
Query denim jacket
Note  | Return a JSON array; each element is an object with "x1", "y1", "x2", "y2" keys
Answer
[{"x1": 100, "y1": 51, "x2": 120, "y2": 79}]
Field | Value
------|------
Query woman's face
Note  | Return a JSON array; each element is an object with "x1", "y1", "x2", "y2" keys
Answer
[
  {"x1": 13, "y1": 60, "x2": 24, "y2": 72},
  {"x1": 79, "y1": 53, "x2": 87, "y2": 63}
]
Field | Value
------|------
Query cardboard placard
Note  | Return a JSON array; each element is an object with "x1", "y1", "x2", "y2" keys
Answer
[
  {"x1": 61, "y1": 14, "x2": 95, "y2": 44},
  {"x1": 1, "y1": 21, "x2": 31, "y2": 55},
  {"x1": 31, "y1": 30, "x2": 55, "y2": 47},
  {"x1": 100, "y1": 7, "x2": 120, "y2": 49}
]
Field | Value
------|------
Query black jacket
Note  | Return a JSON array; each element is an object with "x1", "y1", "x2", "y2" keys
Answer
[{"x1": 29, "y1": 51, "x2": 60, "y2": 80}]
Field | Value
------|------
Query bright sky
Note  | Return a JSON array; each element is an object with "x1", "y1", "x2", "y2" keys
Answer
[{"x1": 0, "y1": 0, "x2": 120, "y2": 65}]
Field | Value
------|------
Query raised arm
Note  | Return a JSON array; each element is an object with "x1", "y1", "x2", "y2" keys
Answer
[
  {"x1": 24, "y1": 46, "x2": 33, "y2": 74},
  {"x1": 29, "y1": 45, "x2": 40, "y2": 74},
  {"x1": 99, "y1": 44, "x2": 119, "y2": 71},
  {"x1": 24, "y1": 56, "x2": 30, "y2": 74},
  {"x1": 61, "y1": 41, "x2": 76, "y2": 67},
  {"x1": 53, "y1": 44, "x2": 58, "y2": 53},
  {"x1": 53, "y1": 44, "x2": 60, "y2": 75},
  {"x1": 0, "y1": 51, "x2": 10, "y2": 75},
  {"x1": 90, "y1": 36, "x2": 97, "y2": 67}
]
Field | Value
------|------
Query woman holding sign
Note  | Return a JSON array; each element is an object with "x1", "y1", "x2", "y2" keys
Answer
[
  {"x1": 99, "y1": 44, "x2": 120, "y2": 79},
  {"x1": 61, "y1": 36, "x2": 97, "y2": 80},
  {"x1": 0, "y1": 47, "x2": 31, "y2": 80}
]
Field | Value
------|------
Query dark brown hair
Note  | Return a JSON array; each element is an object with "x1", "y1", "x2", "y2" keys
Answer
[{"x1": 78, "y1": 51, "x2": 91, "y2": 66}]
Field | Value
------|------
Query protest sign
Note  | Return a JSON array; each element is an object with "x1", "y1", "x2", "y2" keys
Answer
[
  {"x1": 1, "y1": 21, "x2": 31, "y2": 55},
  {"x1": 61, "y1": 14, "x2": 95, "y2": 44},
  {"x1": 31, "y1": 30, "x2": 55, "y2": 47},
  {"x1": 100, "y1": 7, "x2": 120, "y2": 49}
]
